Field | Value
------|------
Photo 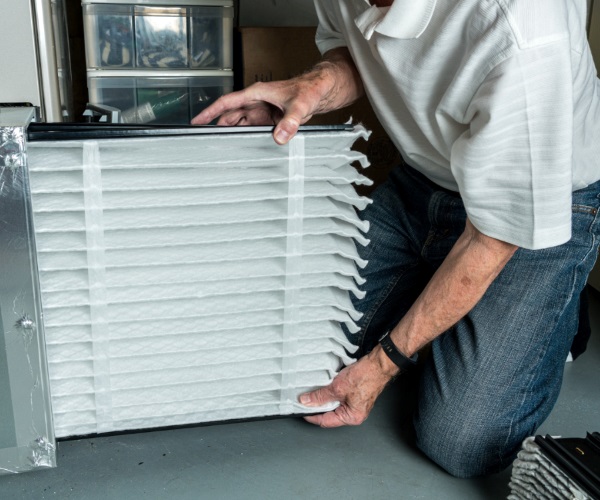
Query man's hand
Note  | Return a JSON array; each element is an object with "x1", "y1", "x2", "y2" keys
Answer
[
  {"x1": 191, "y1": 48, "x2": 364, "y2": 145},
  {"x1": 299, "y1": 346, "x2": 398, "y2": 428},
  {"x1": 300, "y1": 219, "x2": 518, "y2": 429},
  {"x1": 192, "y1": 78, "x2": 327, "y2": 145}
]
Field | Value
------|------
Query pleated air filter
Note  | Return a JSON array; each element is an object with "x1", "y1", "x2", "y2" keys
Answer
[{"x1": 25, "y1": 126, "x2": 372, "y2": 438}]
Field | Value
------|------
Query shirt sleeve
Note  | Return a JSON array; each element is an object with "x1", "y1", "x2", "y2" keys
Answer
[
  {"x1": 450, "y1": 39, "x2": 574, "y2": 250},
  {"x1": 314, "y1": 0, "x2": 348, "y2": 55}
]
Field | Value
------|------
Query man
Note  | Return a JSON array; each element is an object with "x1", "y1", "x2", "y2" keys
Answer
[{"x1": 192, "y1": 0, "x2": 600, "y2": 477}]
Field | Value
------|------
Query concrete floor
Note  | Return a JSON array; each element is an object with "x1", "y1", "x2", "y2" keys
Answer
[{"x1": 2, "y1": 289, "x2": 599, "y2": 500}]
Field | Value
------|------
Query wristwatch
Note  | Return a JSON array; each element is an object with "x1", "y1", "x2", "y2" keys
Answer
[{"x1": 378, "y1": 331, "x2": 418, "y2": 372}]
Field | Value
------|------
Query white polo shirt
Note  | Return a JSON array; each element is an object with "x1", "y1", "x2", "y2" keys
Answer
[{"x1": 314, "y1": 0, "x2": 600, "y2": 249}]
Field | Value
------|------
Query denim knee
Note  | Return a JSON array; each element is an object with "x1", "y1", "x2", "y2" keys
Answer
[{"x1": 413, "y1": 403, "x2": 523, "y2": 478}]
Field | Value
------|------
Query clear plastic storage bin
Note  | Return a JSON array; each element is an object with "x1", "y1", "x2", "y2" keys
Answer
[
  {"x1": 83, "y1": 2, "x2": 234, "y2": 70},
  {"x1": 87, "y1": 73, "x2": 234, "y2": 124}
]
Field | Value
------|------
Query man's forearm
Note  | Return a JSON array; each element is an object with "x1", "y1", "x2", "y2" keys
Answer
[
  {"x1": 300, "y1": 220, "x2": 517, "y2": 426},
  {"x1": 370, "y1": 219, "x2": 518, "y2": 377},
  {"x1": 303, "y1": 47, "x2": 365, "y2": 115}
]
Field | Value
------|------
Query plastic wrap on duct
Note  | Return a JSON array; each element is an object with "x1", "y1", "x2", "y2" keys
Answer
[
  {"x1": 26, "y1": 126, "x2": 372, "y2": 438},
  {"x1": 0, "y1": 108, "x2": 56, "y2": 475}
]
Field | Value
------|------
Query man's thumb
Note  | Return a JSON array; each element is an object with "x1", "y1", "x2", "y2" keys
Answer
[
  {"x1": 299, "y1": 386, "x2": 336, "y2": 407},
  {"x1": 273, "y1": 116, "x2": 301, "y2": 145}
]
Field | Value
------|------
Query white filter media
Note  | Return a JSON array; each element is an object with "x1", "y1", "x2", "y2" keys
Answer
[{"x1": 27, "y1": 127, "x2": 372, "y2": 438}]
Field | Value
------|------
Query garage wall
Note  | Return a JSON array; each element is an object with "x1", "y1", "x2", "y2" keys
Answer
[{"x1": 0, "y1": 0, "x2": 41, "y2": 107}]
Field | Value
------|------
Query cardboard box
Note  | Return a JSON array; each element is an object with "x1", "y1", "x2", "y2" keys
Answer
[
  {"x1": 589, "y1": 0, "x2": 600, "y2": 72},
  {"x1": 238, "y1": 0, "x2": 319, "y2": 28},
  {"x1": 239, "y1": 27, "x2": 402, "y2": 194}
]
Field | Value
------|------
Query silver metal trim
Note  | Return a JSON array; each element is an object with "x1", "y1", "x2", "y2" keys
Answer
[
  {"x1": 0, "y1": 109, "x2": 34, "y2": 168},
  {"x1": 31, "y1": 0, "x2": 63, "y2": 122},
  {"x1": 0, "y1": 107, "x2": 56, "y2": 475}
]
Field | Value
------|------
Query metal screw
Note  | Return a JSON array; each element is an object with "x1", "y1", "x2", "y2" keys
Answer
[{"x1": 16, "y1": 315, "x2": 35, "y2": 330}]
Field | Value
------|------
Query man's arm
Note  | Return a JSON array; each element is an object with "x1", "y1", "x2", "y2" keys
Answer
[
  {"x1": 191, "y1": 47, "x2": 364, "y2": 144},
  {"x1": 301, "y1": 219, "x2": 518, "y2": 428}
]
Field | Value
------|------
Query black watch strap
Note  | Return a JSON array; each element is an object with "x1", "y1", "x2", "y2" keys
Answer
[{"x1": 379, "y1": 331, "x2": 418, "y2": 372}]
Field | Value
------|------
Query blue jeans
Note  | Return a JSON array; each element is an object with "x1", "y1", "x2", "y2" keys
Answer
[{"x1": 351, "y1": 166, "x2": 600, "y2": 477}]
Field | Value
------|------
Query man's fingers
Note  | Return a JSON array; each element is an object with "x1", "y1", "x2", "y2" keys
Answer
[
  {"x1": 191, "y1": 100, "x2": 226, "y2": 125},
  {"x1": 192, "y1": 82, "x2": 283, "y2": 125},
  {"x1": 216, "y1": 109, "x2": 247, "y2": 126},
  {"x1": 303, "y1": 411, "x2": 346, "y2": 428},
  {"x1": 192, "y1": 89, "x2": 256, "y2": 125},
  {"x1": 303, "y1": 404, "x2": 367, "y2": 428},
  {"x1": 191, "y1": 81, "x2": 318, "y2": 146}
]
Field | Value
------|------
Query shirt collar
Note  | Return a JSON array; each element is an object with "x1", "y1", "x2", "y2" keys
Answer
[{"x1": 355, "y1": 0, "x2": 438, "y2": 40}]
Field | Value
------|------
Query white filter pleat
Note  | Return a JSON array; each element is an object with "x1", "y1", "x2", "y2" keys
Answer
[
  {"x1": 28, "y1": 127, "x2": 371, "y2": 438},
  {"x1": 37, "y1": 234, "x2": 368, "y2": 272},
  {"x1": 47, "y1": 322, "x2": 357, "y2": 363},
  {"x1": 36, "y1": 253, "x2": 366, "y2": 294},
  {"x1": 40, "y1": 273, "x2": 366, "y2": 309},
  {"x1": 52, "y1": 370, "x2": 336, "y2": 415},
  {"x1": 29, "y1": 163, "x2": 373, "y2": 191},
  {"x1": 33, "y1": 180, "x2": 370, "y2": 211},
  {"x1": 45, "y1": 322, "x2": 356, "y2": 367},
  {"x1": 41, "y1": 287, "x2": 362, "y2": 328},
  {"x1": 32, "y1": 217, "x2": 370, "y2": 251},
  {"x1": 44, "y1": 305, "x2": 361, "y2": 344},
  {"x1": 31, "y1": 196, "x2": 368, "y2": 232}
]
